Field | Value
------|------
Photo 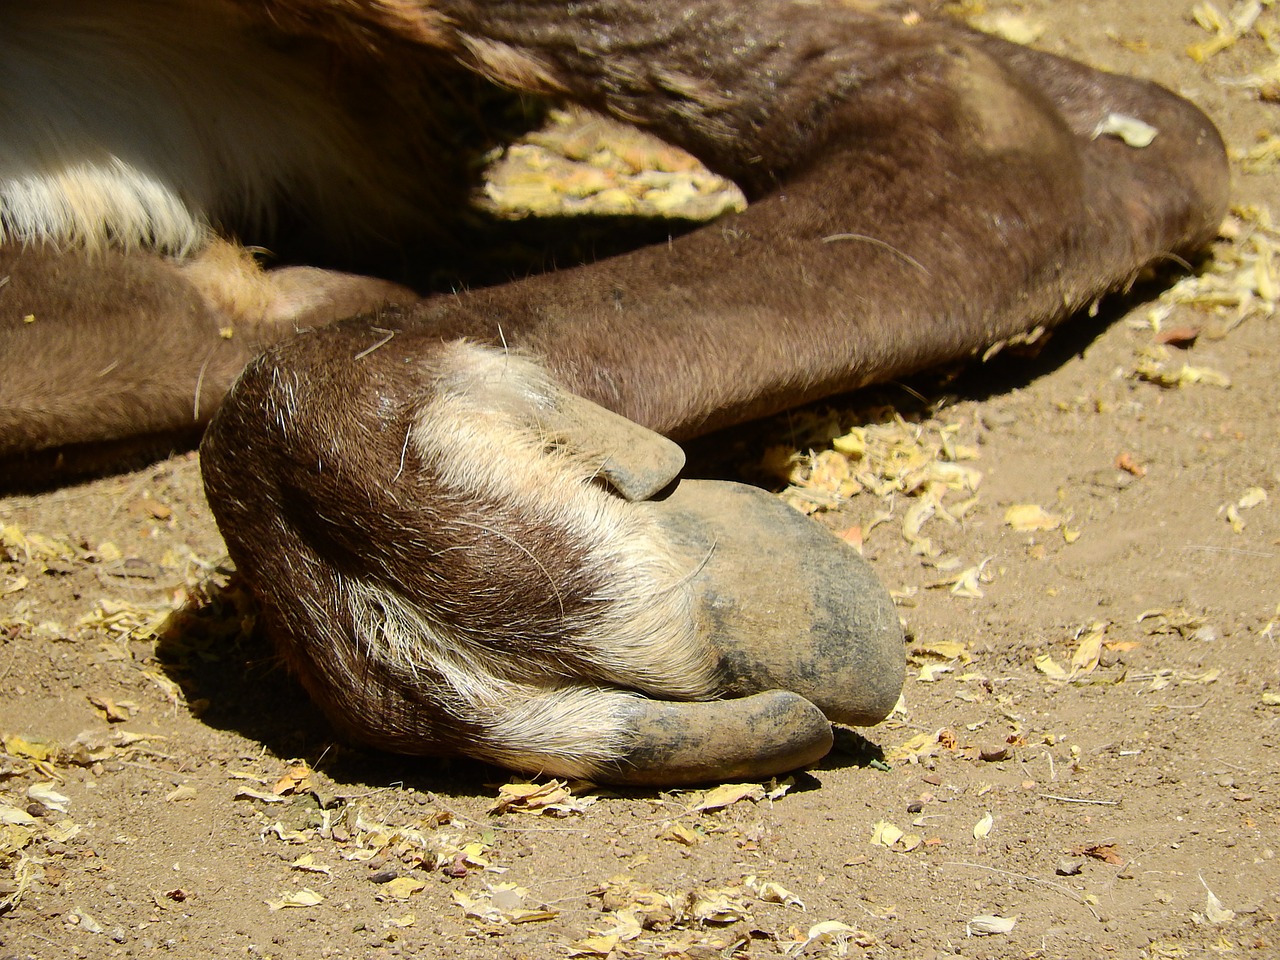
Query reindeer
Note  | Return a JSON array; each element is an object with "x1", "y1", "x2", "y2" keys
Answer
[{"x1": 0, "y1": 1, "x2": 1227, "y2": 783}]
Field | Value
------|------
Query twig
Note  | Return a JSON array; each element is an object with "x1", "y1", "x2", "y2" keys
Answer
[
  {"x1": 353, "y1": 327, "x2": 396, "y2": 360},
  {"x1": 1183, "y1": 544, "x2": 1275, "y2": 558},
  {"x1": 1039, "y1": 794, "x2": 1120, "y2": 806}
]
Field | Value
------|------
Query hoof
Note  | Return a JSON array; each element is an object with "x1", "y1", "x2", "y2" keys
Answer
[
  {"x1": 607, "y1": 689, "x2": 833, "y2": 786},
  {"x1": 647, "y1": 480, "x2": 905, "y2": 727}
]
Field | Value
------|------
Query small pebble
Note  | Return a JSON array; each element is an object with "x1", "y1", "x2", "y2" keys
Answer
[{"x1": 1056, "y1": 857, "x2": 1085, "y2": 876}]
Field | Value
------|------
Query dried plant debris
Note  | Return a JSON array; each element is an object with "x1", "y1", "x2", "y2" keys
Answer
[
  {"x1": 569, "y1": 873, "x2": 834, "y2": 957},
  {"x1": 482, "y1": 109, "x2": 745, "y2": 221},
  {"x1": 0, "y1": 741, "x2": 85, "y2": 915},
  {"x1": 490, "y1": 779, "x2": 597, "y2": 816},
  {"x1": 454, "y1": 883, "x2": 559, "y2": 925},
  {"x1": 1135, "y1": 206, "x2": 1277, "y2": 357},
  {"x1": 762, "y1": 408, "x2": 983, "y2": 573},
  {"x1": 1220, "y1": 485, "x2": 1268, "y2": 532},
  {"x1": 1188, "y1": 0, "x2": 1275, "y2": 63},
  {"x1": 1004, "y1": 504, "x2": 1063, "y2": 532},
  {"x1": 1133, "y1": 347, "x2": 1232, "y2": 388},
  {"x1": 1137, "y1": 607, "x2": 1216, "y2": 641},
  {"x1": 266, "y1": 888, "x2": 324, "y2": 912},
  {"x1": 870, "y1": 820, "x2": 925, "y2": 853},
  {"x1": 1033, "y1": 621, "x2": 1115, "y2": 682},
  {"x1": 785, "y1": 921, "x2": 876, "y2": 956},
  {"x1": 967, "y1": 914, "x2": 1017, "y2": 936}
]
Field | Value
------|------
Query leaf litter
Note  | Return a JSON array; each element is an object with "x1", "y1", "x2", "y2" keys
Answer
[
  {"x1": 481, "y1": 108, "x2": 745, "y2": 222},
  {"x1": 761, "y1": 408, "x2": 983, "y2": 565},
  {"x1": 490, "y1": 779, "x2": 596, "y2": 816}
]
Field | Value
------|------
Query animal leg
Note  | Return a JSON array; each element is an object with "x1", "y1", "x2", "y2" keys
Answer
[
  {"x1": 391, "y1": 3, "x2": 1229, "y2": 435},
  {"x1": 0, "y1": 242, "x2": 414, "y2": 485}
]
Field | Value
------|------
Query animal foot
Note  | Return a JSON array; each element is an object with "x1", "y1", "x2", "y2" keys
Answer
[{"x1": 203, "y1": 338, "x2": 902, "y2": 784}]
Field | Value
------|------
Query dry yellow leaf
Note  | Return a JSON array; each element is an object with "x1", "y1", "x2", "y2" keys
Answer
[
  {"x1": 3, "y1": 734, "x2": 58, "y2": 763},
  {"x1": 266, "y1": 821, "x2": 311, "y2": 843},
  {"x1": 1202, "y1": 877, "x2": 1236, "y2": 925},
  {"x1": 492, "y1": 779, "x2": 596, "y2": 816},
  {"x1": 871, "y1": 821, "x2": 905, "y2": 847},
  {"x1": 1004, "y1": 504, "x2": 1062, "y2": 531},
  {"x1": 567, "y1": 934, "x2": 621, "y2": 957},
  {"x1": 383, "y1": 877, "x2": 426, "y2": 899},
  {"x1": 235, "y1": 787, "x2": 286, "y2": 804},
  {"x1": 594, "y1": 909, "x2": 644, "y2": 941},
  {"x1": 691, "y1": 890, "x2": 750, "y2": 923},
  {"x1": 1180, "y1": 669, "x2": 1221, "y2": 685},
  {"x1": 884, "y1": 732, "x2": 938, "y2": 764},
  {"x1": 290, "y1": 854, "x2": 332, "y2": 876},
  {"x1": 1105, "y1": 640, "x2": 1141, "y2": 653},
  {"x1": 87, "y1": 694, "x2": 132, "y2": 723},
  {"x1": 657, "y1": 821, "x2": 701, "y2": 845},
  {"x1": 950, "y1": 565, "x2": 986, "y2": 599},
  {"x1": 272, "y1": 761, "x2": 314, "y2": 796},
  {"x1": 267, "y1": 888, "x2": 324, "y2": 911},
  {"x1": 968, "y1": 914, "x2": 1017, "y2": 935},
  {"x1": 913, "y1": 640, "x2": 971, "y2": 662},
  {"x1": 1238, "y1": 487, "x2": 1268, "y2": 510},
  {"x1": 746, "y1": 875, "x2": 805, "y2": 908},
  {"x1": 694, "y1": 782, "x2": 764, "y2": 812},
  {"x1": 0, "y1": 804, "x2": 39, "y2": 828},
  {"x1": 1034, "y1": 654, "x2": 1067, "y2": 679},
  {"x1": 27, "y1": 782, "x2": 69, "y2": 813},
  {"x1": 1225, "y1": 503, "x2": 1246, "y2": 533},
  {"x1": 453, "y1": 885, "x2": 559, "y2": 924},
  {"x1": 917, "y1": 662, "x2": 952, "y2": 682},
  {"x1": 793, "y1": 921, "x2": 872, "y2": 954},
  {"x1": 1070, "y1": 623, "x2": 1108, "y2": 676},
  {"x1": 766, "y1": 777, "x2": 795, "y2": 800}
]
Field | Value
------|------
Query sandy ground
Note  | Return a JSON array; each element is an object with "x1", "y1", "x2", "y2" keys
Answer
[{"x1": 2, "y1": 2, "x2": 1278, "y2": 958}]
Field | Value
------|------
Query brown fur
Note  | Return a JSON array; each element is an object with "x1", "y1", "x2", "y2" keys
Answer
[{"x1": 0, "y1": 0, "x2": 1229, "y2": 781}]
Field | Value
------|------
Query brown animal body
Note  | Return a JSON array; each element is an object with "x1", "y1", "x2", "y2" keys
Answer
[{"x1": 0, "y1": 1, "x2": 1228, "y2": 783}]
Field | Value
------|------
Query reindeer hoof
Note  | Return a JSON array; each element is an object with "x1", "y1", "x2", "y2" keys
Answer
[
  {"x1": 608, "y1": 690, "x2": 832, "y2": 785},
  {"x1": 648, "y1": 480, "x2": 905, "y2": 727}
]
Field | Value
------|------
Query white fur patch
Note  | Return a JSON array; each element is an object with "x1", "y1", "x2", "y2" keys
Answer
[
  {"x1": 0, "y1": 158, "x2": 208, "y2": 256},
  {"x1": 412, "y1": 344, "x2": 717, "y2": 697},
  {"x1": 346, "y1": 576, "x2": 642, "y2": 776}
]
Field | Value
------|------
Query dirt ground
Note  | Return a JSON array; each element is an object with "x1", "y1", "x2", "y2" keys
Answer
[{"x1": 3, "y1": 2, "x2": 1279, "y2": 958}]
